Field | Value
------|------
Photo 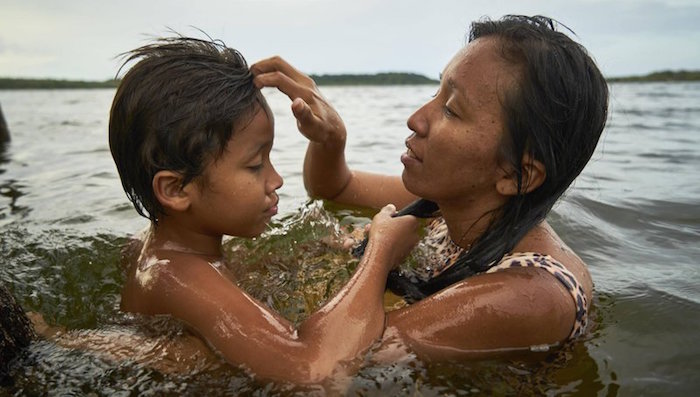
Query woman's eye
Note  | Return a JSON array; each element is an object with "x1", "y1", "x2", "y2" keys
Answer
[{"x1": 443, "y1": 106, "x2": 456, "y2": 117}]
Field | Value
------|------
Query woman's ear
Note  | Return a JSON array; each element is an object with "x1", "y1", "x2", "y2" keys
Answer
[
  {"x1": 152, "y1": 170, "x2": 191, "y2": 213},
  {"x1": 496, "y1": 154, "x2": 546, "y2": 196}
]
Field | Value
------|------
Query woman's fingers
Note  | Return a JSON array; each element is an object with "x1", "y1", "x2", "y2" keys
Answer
[
  {"x1": 291, "y1": 98, "x2": 326, "y2": 140},
  {"x1": 291, "y1": 98, "x2": 323, "y2": 138},
  {"x1": 252, "y1": 55, "x2": 347, "y2": 145},
  {"x1": 251, "y1": 56, "x2": 316, "y2": 99},
  {"x1": 291, "y1": 98, "x2": 313, "y2": 122},
  {"x1": 250, "y1": 56, "x2": 310, "y2": 83},
  {"x1": 253, "y1": 70, "x2": 313, "y2": 102}
]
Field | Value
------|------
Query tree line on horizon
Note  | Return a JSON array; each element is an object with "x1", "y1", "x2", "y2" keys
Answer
[{"x1": 1, "y1": 70, "x2": 699, "y2": 89}]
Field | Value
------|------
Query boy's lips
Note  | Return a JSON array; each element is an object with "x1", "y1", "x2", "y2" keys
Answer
[{"x1": 264, "y1": 198, "x2": 279, "y2": 216}]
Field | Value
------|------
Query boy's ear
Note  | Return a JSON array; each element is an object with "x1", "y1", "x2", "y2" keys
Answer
[
  {"x1": 152, "y1": 170, "x2": 192, "y2": 213},
  {"x1": 496, "y1": 154, "x2": 546, "y2": 196}
]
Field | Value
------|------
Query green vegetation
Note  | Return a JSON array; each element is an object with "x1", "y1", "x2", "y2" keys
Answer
[
  {"x1": 0, "y1": 78, "x2": 119, "y2": 89},
  {"x1": 607, "y1": 70, "x2": 700, "y2": 83},
  {"x1": 0, "y1": 73, "x2": 438, "y2": 89},
  {"x1": 3, "y1": 69, "x2": 699, "y2": 89},
  {"x1": 310, "y1": 72, "x2": 438, "y2": 86}
]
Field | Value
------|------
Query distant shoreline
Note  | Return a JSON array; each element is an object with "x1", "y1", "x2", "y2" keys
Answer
[
  {"x1": 606, "y1": 70, "x2": 700, "y2": 83},
  {"x1": 0, "y1": 78, "x2": 119, "y2": 90},
  {"x1": 1, "y1": 70, "x2": 698, "y2": 89},
  {"x1": 0, "y1": 73, "x2": 438, "y2": 90}
]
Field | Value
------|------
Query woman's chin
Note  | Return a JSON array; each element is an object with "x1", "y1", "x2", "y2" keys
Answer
[{"x1": 401, "y1": 170, "x2": 430, "y2": 199}]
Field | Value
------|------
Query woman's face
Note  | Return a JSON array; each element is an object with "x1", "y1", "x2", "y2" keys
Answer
[{"x1": 401, "y1": 37, "x2": 519, "y2": 207}]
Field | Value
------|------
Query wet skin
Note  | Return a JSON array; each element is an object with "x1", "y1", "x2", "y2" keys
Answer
[
  {"x1": 252, "y1": 36, "x2": 593, "y2": 358},
  {"x1": 120, "y1": 106, "x2": 421, "y2": 383}
]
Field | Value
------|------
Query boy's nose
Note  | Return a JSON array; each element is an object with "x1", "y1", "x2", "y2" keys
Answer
[{"x1": 269, "y1": 166, "x2": 283, "y2": 191}]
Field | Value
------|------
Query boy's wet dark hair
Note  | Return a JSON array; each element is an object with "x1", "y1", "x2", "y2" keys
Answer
[
  {"x1": 383, "y1": 15, "x2": 609, "y2": 300},
  {"x1": 109, "y1": 35, "x2": 264, "y2": 223}
]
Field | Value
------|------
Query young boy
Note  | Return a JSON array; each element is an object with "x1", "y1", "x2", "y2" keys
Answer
[{"x1": 108, "y1": 36, "x2": 419, "y2": 383}]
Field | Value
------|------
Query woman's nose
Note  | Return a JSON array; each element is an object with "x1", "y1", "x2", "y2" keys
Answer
[{"x1": 407, "y1": 104, "x2": 429, "y2": 137}]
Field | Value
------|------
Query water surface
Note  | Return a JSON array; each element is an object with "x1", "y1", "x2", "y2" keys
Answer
[{"x1": 1, "y1": 83, "x2": 699, "y2": 395}]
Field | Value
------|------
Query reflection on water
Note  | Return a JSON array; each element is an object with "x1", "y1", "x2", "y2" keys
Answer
[
  {"x1": 3, "y1": 204, "x2": 619, "y2": 396},
  {"x1": 0, "y1": 83, "x2": 699, "y2": 395}
]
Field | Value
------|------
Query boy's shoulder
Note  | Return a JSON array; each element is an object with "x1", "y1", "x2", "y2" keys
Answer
[
  {"x1": 122, "y1": 247, "x2": 234, "y2": 313},
  {"x1": 137, "y1": 249, "x2": 229, "y2": 286}
]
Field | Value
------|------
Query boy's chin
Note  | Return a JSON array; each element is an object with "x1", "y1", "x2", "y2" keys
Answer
[{"x1": 242, "y1": 226, "x2": 268, "y2": 239}]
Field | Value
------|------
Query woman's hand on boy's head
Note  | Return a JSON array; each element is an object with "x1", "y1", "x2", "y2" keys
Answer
[
  {"x1": 251, "y1": 56, "x2": 346, "y2": 147},
  {"x1": 368, "y1": 204, "x2": 420, "y2": 269}
]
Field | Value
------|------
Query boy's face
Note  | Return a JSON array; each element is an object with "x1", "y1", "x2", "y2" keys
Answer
[{"x1": 188, "y1": 105, "x2": 283, "y2": 238}]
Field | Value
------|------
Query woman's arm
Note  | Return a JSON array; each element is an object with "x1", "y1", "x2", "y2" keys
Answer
[
  {"x1": 143, "y1": 205, "x2": 419, "y2": 383},
  {"x1": 251, "y1": 57, "x2": 417, "y2": 210},
  {"x1": 382, "y1": 267, "x2": 577, "y2": 360}
]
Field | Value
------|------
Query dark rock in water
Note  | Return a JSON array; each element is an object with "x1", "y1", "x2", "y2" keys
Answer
[
  {"x1": 0, "y1": 103, "x2": 10, "y2": 143},
  {"x1": 0, "y1": 283, "x2": 34, "y2": 382}
]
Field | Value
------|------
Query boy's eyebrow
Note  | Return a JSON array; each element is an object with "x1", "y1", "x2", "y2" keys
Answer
[{"x1": 245, "y1": 139, "x2": 273, "y2": 160}]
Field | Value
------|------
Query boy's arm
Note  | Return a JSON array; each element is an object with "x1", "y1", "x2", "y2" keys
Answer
[
  {"x1": 148, "y1": 206, "x2": 419, "y2": 383},
  {"x1": 252, "y1": 57, "x2": 417, "y2": 210}
]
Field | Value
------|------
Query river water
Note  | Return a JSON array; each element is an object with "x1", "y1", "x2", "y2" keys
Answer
[{"x1": 0, "y1": 83, "x2": 698, "y2": 395}]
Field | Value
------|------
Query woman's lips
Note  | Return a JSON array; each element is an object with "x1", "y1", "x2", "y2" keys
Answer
[
  {"x1": 407, "y1": 147, "x2": 419, "y2": 160},
  {"x1": 401, "y1": 142, "x2": 422, "y2": 165}
]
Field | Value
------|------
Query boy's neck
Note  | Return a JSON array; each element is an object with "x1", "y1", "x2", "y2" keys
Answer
[{"x1": 147, "y1": 217, "x2": 223, "y2": 258}]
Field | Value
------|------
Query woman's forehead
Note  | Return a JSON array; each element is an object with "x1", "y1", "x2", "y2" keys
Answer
[{"x1": 443, "y1": 38, "x2": 520, "y2": 99}]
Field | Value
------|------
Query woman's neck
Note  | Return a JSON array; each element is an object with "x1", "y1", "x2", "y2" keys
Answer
[{"x1": 437, "y1": 196, "x2": 504, "y2": 250}]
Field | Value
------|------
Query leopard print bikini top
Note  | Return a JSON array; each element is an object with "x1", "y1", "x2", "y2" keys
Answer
[{"x1": 417, "y1": 217, "x2": 589, "y2": 339}]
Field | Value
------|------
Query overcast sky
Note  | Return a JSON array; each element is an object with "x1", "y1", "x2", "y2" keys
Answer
[{"x1": 1, "y1": 0, "x2": 699, "y2": 81}]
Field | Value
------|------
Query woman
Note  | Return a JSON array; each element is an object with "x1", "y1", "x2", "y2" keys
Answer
[{"x1": 252, "y1": 15, "x2": 608, "y2": 358}]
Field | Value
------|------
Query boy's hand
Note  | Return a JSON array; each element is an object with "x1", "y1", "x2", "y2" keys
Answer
[
  {"x1": 251, "y1": 56, "x2": 346, "y2": 146},
  {"x1": 368, "y1": 204, "x2": 420, "y2": 270}
]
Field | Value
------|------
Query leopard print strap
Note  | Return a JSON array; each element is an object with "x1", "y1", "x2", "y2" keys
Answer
[
  {"x1": 419, "y1": 217, "x2": 588, "y2": 339},
  {"x1": 486, "y1": 252, "x2": 589, "y2": 339}
]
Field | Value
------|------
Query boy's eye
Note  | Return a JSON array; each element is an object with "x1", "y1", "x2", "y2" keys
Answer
[{"x1": 247, "y1": 163, "x2": 264, "y2": 172}]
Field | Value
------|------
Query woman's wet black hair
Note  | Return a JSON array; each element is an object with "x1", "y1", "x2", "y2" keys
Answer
[
  {"x1": 357, "y1": 15, "x2": 609, "y2": 301},
  {"x1": 109, "y1": 35, "x2": 265, "y2": 224}
]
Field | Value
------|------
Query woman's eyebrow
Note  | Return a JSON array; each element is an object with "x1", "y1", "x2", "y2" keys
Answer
[
  {"x1": 447, "y1": 77, "x2": 459, "y2": 93},
  {"x1": 446, "y1": 77, "x2": 470, "y2": 105}
]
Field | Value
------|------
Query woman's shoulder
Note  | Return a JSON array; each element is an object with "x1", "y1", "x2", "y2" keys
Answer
[
  {"x1": 512, "y1": 222, "x2": 593, "y2": 301},
  {"x1": 386, "y1": 254, "x2": 581, "y2": 355}
]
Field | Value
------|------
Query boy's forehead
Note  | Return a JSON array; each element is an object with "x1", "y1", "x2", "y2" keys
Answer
[
  {"x1": 233, "y1": 105, "x2": 274, "y2": 141},
  {"x1": 232, "y1": 101, "x2": 273, "y2": 132}
]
